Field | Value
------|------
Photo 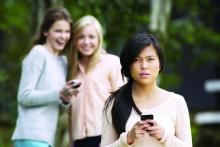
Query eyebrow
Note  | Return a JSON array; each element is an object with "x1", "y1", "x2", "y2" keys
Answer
[{"x1": 136, "y1": 55, "x2": 156, "y2": 58}]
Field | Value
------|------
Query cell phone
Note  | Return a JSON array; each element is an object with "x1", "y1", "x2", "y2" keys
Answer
[
  {"x1": 141, "y1": 114, "x2": 154, "y2": 121},
  {"x1": 141, "y1": 114, "x2": 154, "y2": 126},
  {"x1": 71, "y1": 80, "x2": 81, "y2": 88}
]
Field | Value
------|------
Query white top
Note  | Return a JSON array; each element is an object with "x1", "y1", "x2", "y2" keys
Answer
[
  {"x1": 12, "y1": 45, "x2": 68, "y2": 146},
  {"x1": 101, "y1": 92, "x2": 192, "y2": 147}
]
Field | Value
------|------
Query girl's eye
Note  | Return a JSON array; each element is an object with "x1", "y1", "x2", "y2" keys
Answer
[
  {"x1": 148, "y1": 58, "x2": 154, "y2": 61},
  {"x1": 135, "y1": 58, "x2": 142, "y2": 63},
  {"x1": 55, "y1": 30, "x2": 62, "y2": 33},
  {"x1": 77, "y1": 35, "x2": 85, "y2": 39},
  {"x1": 89, "y1": 35, "x2": 96, "y2": 39}
]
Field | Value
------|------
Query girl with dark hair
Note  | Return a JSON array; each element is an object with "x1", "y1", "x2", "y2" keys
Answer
[
  {"x1": 12, "y1": 7, "x2": 75, "y2": 147},
  {"x1": 101, "y1": 32, "x2": 192, "y2": 147}
]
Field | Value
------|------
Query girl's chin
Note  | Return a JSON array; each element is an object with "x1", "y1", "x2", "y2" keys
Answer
[
  {"x1": 80, "y1": 52, "x2": 93, "y2": 56},
  {"x1": 55, "y1": 46, "x2": 65, "y2": 50}
]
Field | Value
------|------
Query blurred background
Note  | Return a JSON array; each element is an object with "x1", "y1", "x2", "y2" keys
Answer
[{"x1": 0, "y1": 0, "x2": 220, "y2": 146}]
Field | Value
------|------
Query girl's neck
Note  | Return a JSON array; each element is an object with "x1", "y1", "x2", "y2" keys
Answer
[
  {"x1": 132, "y1": 82, "x2": 160, "y2": 101},
  {"x1": 132, "y1": 82, "x2": 169, "y2": 110},
  {"x1": 79, "y1": 56, "x2": 90, "y2": 69},
  {"x1": 43, "y1": 44, "x2": 59, "y2": 56}
]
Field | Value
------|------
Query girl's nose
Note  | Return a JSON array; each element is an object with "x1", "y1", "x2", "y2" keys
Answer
[
  {"x1": 81, "y1": 37, "x2": 89, "y2": 45},
  {"x1": 61, "y1": 31, "x2": 70, "y2": 39},
  {"x1": 141, "y1": 61, "x2": 148, "y2": 70}
]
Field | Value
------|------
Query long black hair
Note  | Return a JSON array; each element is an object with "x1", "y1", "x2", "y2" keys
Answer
[{"x1": 104, "y1": 32, "x2": 165, "y2": 137}]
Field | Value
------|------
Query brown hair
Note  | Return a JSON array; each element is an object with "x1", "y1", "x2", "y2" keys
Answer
[{"x1": 31, "y1": 7, "x2": 73, "y2": 55}]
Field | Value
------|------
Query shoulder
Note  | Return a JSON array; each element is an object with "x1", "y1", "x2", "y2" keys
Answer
[
  {"x1": 26, "y1": 45, "x2": 47, "y2": 60},
  {"x1": 102, "y1": 53, "x2": 119, "y2": 60},
  {"x1": 169, "y1": 92, "x2": 188, "y2": 106},
  {"x1": 59, "y1": 55, "x2": 68, "y2": 66},
  {"x1": 100, "y1": 53, "x2": 120, "y2": 64},
  {"x1": 30, "y1": 45, "x2": 47, "y2": 54},
  {"x1": 23, "y1": 45, "x2": 47, "y2": 67}
]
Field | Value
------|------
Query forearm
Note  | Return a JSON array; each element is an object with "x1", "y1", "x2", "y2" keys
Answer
[
  {"x1": 18, "y1": 88, "x2": 60, "y2": 107},
  {"x1": 162, "y1": 133, "x2": 192, "y2": 147},
  {"x1": 101, "y1": 132, "x2": 131, "y2": 147}
]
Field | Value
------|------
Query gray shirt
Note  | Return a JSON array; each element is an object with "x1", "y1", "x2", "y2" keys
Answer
[{"x1": 12, "y1": 45, "x2": 67, "y2": 146}]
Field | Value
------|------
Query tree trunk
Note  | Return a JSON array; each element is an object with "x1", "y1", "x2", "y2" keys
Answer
[
  {"x1": 150, "y1": 0, "x2": 171, "y2": 37},
  {"x1": 30, "y1": 0, "x2": 63, "y2": 35}
]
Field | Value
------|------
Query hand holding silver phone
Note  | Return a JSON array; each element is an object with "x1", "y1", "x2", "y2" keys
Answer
[
  {"x1": 67, "y1": 80, "x2": 81, "y2": 96},
  {"x1": 70, "y1": 80, "x2": 81, "y2": 89},
  {"x1": 62, "y1": 80, "x2": 81, "y2": 97}
]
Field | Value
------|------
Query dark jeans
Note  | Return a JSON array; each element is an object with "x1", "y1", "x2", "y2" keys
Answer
[{"x1": 73, "y1": 136, "x2": 101, "y2": 147}]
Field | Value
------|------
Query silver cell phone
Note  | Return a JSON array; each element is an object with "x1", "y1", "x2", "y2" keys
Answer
[{"x1": 71, "y1": 80, "x2": 81, "y2": 88}]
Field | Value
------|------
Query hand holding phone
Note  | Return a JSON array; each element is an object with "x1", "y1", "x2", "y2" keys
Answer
[
  {"x1": 70, "y1": 80, "x2": 81, "y2": 89},
  {"x1": 68, "y1": 80, "x2": 81, "y2": 96}
]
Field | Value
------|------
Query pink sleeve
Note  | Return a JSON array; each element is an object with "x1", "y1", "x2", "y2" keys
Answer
[
  {"x1": 101, "y1": 103, "x2": 131, "y2": 147},
  {"x1": 162, "y1": 96, "x2": 192, "y2": 147}
]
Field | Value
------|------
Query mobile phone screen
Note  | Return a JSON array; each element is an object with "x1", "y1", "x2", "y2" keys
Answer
[{"x1": 141, "y1": 114, "x2": 154, "y2": 121}]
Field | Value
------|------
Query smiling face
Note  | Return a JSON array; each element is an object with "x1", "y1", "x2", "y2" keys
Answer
[
  {"x1": 44, "y1": 20, "x2": 71, "y2": 55},
  {"x1": 74, "y1": 24, "x2": 99, "y2": 58},
  {"x1": 130, "y1": 44, "x2": 161, "y2": 85}
]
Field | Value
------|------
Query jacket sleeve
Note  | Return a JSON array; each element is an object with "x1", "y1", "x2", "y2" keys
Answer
[
  {"x1": 101, "y1": 103, "x2": 131, "y2": 147},
  {"x1": 17, "y1": 48, "x2": 60, "y2": 107},
  {"x1": 161, "y1": 96, "x2": 192, "y2": 147}
]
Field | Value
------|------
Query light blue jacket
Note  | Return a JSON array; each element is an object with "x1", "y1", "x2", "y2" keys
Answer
[{"x1": 12, "y1": 45, "x2": 68, "y2": 146}]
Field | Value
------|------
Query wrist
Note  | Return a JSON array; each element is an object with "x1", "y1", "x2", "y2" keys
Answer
[
  {"x1": 127, "y1": 131, "x2": 134, "y2": 145},
  {"x1": 158, "y1": 128, "x2": 168, "y2": 143},
  {"x1": 59, "y1": 96, "x2": 70, "y2": 104},
  {"x1": 62, "y1": 99, "x2": 70, "y2": 104}
]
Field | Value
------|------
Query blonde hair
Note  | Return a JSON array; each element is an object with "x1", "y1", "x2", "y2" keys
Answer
[{"x1": 68, "y1": 15, "x2": 105, "y2": 79}]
